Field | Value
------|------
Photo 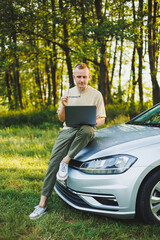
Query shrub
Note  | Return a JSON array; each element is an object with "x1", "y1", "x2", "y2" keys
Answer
[
  {"x1": 106, "y1": 102, "x2": 129, "y2": 122},
  {"x1": 106, "y1": 101, "x2": 150, "y2": 123},
  {"x1": 0, "y1": 107, "x2": 62, "y2": 128}
]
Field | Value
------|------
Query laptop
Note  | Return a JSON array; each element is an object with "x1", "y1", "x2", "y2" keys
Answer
[{"x1": 65, "y1": 106, "x2": 96, "y2": 127}]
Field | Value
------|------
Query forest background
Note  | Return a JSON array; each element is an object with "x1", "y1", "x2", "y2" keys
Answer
[
  {"x1": 0, "y1": 1, "x2": 160, "y2": 239},
  {"x1": 0, "y1": 0, "x2": 160, "y2": 119}
]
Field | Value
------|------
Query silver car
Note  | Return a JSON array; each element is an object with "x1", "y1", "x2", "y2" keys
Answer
[{"x1": 55, "y1": 103, "x2": 160, "y2": 225}]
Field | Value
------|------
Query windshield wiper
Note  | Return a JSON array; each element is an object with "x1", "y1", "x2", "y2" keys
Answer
[
  {"x1": 127, "y1": 122, "x2": 160, "y2": 127},
  {"x1": 138, "y1": 122, "x2": 159, "y2": 127},
  {"x1": 144, "y1": 123, "x2": 160, "y2": 127}
]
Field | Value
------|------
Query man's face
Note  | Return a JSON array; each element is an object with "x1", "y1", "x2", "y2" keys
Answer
[{"x1": 73, "y1": 67, "x2": 91, "y2": 91}]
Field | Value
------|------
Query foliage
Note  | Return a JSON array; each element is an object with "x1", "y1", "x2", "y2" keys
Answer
[
  {"x1": 106, "y1": 102, "x2": 130, "y2": 122},
  {"x1": 0, "y1": 99, "x2": 153, "y2": 129},
  {"x1": 106, "y1": 100, "x2": 152, "y2": 123},
  {"x1": 0, "y1": 107, "x2": 61, "y2": 128},
  {"x1": 0, "y1": 0, "x2": 159, "y2": 110}
]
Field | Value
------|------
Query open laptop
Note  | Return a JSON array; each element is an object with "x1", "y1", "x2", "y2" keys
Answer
[{"x1": 65, "y1": 106, "x2": 96, "y2": 127}]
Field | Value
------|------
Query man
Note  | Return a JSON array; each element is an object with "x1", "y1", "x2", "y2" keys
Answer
[{"x1": 29, "y1": 63, "x2": 106, "y2": 220}]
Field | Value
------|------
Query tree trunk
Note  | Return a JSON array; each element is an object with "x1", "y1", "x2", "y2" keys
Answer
[
  {"x1": 148, "y1": 0, "x2": 160, "y2": 105},
  {"x1": 59, "y1": 0, "x2": 74, "y2": 88},
  {"x1": 12, "y1": 66, "x2": 19, "y2": 109},
  {"x1": 15, "y1": 56, "x2": 24, "y2": 109},
  {"x1": 35, "y1": 57, "x2": 43, "y2": 101},
  {"x1": 137, "y1": 0, "x2": 144, "y2": 107},
  {"x1": 45, "y1": 58, "x2": 51, "y2": 104},
  {"x1": 95, "y1": 0, "x2": 109, "y2": 105},
  {"x1": 131, "y1": 45, "x2": 136, "y2": 103},
  {"x1": 50, "y1": 55, "x2": 57, "y2": 106},
  {"x1": 137, "y1": 45, "x2": 143, "y2": 106},
  {"x1": 11, "y1": 5, "x2": 24, "y2": 109},
  {"x1": 12, "y1": 38, "x2": 24, "y2": 109},
  {"x1": 80, "y1": 0, "x2": 87, "y2": 63},
  {"x1": 110, "y1": 37, "x2": 118, "y2": 87},
  {"x1": 1, "y1": 35, "x2": 14, "y2": 109},
  {"x1": 118, "y1": 37, "x2": 124, "y2": 103},
  {"x1": 5, "y1": 70, "x2": 14, "y2": 109},
  {"x1": 60, "y1": 54, "x2": 65, "y2": 96},
  {"x1": 50, "y1": 0, "x2": 58, "y2": 106},
  {"x1": 99, "y1": 43, "x2": 109, "y2": 105}
]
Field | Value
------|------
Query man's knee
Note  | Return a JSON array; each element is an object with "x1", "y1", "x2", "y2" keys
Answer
[{"x1": 78, "y1": 125, "x2": 95, "y2": 139}]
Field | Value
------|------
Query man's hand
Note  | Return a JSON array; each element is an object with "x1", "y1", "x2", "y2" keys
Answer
[
  {"x1": 61, "y1": 95, "x2": 69, "y2": 107},
  {"x1": 96, "y1": 117, "x2": 105, "y2": 127},
  {"x1": 58, "y1": 95, "x2": 69, "y2": 122}
]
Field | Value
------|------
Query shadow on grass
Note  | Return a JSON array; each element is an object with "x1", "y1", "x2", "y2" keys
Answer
[
  {"x1": 0, "y1": 140, "x2": 53, "y2": 158},
  {"x1": 0, "y1": 167, "x2": 46, "y2": 181},
  {"x1": 0, "y1": 166, "x2": 141, "y2": 224},
  {"x1": 1, "y1": 167, "x2": 160, "y2": 240},
  {"x1": 0, "y1": 167, "x2": 151, "y2": 227}
]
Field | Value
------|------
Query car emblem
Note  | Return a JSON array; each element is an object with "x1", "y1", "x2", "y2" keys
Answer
[{"x1": 57, "y1": 179, "x2": 67, "y2": 188}]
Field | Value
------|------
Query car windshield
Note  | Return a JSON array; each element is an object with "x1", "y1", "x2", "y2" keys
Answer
[{"x1": 128, "y1": 104, "x2": 160, "y2": 127}]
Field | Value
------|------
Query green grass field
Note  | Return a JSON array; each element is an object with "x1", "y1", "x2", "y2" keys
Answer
[{"x1": 1, "y1": 121, "x2": 160, "y2": 240}]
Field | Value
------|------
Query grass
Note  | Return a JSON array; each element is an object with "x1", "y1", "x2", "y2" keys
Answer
[{"x1": 1, "y1": 118, "x2": 160, "y2": 240}]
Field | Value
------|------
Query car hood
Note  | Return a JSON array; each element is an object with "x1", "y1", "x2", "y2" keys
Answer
[{"x1": 74, "y1": 123, "x2": 160, "y2": 161}]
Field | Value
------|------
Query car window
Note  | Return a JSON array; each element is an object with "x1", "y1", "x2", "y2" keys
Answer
[{"x1": 129, "y1": 105, "x2": 160, "y2": 127}]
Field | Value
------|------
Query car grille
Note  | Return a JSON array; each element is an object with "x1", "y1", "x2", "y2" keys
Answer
[
  {"x1": 55, "y1": 182, "x2": 90, "y2": 208},
  {"x1": 55, "y1": 182, "x2": 119, "y2": 211}
]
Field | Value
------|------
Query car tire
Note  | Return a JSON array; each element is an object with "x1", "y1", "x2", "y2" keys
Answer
[{"x1": 136, "y1": 169, "x2": 160, "y2": 225}]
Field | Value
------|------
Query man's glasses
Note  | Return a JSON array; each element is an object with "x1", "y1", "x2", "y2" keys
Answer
[{"x1": 68, "y1": 81, "x2": 82, "y2": 98}]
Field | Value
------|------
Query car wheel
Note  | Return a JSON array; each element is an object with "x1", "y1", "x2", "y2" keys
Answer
[{"x1": 137, "y1": 169, "x2": 160, "y2": 225}]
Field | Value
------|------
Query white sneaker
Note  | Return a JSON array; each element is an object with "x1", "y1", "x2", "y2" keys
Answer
[
  {"x1": 29, "y1": 205, "x2": 47, "y2": 220},
  {"x1": 56, "y1": 161, "x2": 68, "y2": 180}
]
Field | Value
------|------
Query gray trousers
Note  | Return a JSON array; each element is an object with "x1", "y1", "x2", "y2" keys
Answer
[{"x1": 41, "y1": 125, "x2": 95, "y2": 197}]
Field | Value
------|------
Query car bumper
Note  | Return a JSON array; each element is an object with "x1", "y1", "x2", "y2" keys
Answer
[{"x1": 54, "y1": 168, "x2": 137, "y2": 219}]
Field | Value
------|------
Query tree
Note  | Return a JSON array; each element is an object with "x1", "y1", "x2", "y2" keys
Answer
[
  {"x1": 148, "y1": 0, "x2": 160, "y2": 104},
  {"x1": 137, "y1": 0, "x2": 144, "y2": 107},
  {"x1": 95, "y1": 0, "x2": 109, "y2": 105},
  {"x1": 0, "y1": 0, "x2": 24, "y2": 109},
  {"x1": 0, "y1": 0, "x2": 160, "y2": 110},
  {"x1": 59, "y1": 0, "x2": 74, "y2": 88},
  {"x1": 51, "y1": 0, "x2": 58, "y2": 106},
  {"x1": 131, "y1": 0, "x2": 144, "y2": 107}
]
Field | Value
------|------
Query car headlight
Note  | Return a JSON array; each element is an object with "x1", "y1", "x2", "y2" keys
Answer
[{"x1": 79, "y1": 154, "x2": 137, "y2": 174}]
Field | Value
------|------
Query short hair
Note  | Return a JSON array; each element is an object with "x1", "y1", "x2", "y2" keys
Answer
[{"x1": 74, "y1": 63, "x2": 89, "y2": 72}]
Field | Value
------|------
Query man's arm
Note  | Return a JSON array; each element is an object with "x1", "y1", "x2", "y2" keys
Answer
[
  {"x1": 58, "y1": 105, "x2": 65, "y2": 122},
  {"x1": 57, "y1": 95, "x2": 69, "y2": 122},
  {"x1": 96, "y1": 117, "x2": 105, "y2": 127}
]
